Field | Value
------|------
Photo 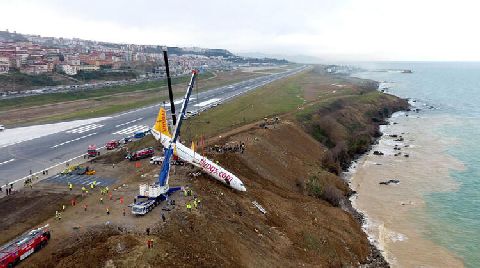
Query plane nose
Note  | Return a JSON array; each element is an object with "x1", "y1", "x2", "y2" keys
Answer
[{"x1": 238, "y1": 184, "x2": 247, "y2": 192}]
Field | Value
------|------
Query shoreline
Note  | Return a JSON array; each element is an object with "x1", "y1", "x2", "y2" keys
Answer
[
  {"x1": 340, "y1": 112, "x2": 400, "y2": 267},
  {"x1": 343, "y1": 89, "x2": 465, "y2": 266}
]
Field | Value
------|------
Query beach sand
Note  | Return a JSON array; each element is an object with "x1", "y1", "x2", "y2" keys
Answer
[{"x1": 348, "y1": 113, "x2": 465, "y2": 267}]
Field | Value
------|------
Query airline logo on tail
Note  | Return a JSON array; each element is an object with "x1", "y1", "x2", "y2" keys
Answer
[{"x1": 154, "y1": 108, "x2": 171, "y2": 137}]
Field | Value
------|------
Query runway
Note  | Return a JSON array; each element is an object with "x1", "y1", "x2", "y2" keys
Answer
[{"x1": 0, "y1": 66, "x2": 307, "y2": 187}]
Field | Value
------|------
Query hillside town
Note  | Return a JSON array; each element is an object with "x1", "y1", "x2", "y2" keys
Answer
[{"x1": 0, "y1": 30, "x2": 287, "y2": 77}]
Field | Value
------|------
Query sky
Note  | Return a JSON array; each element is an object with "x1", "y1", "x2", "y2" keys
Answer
[{"x1": 1, "y1": 0, "x2": 480, "y2": 62}]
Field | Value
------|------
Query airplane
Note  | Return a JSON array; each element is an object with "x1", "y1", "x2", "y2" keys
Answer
[{"x1": 151, "y1": 107, "x2": 246, "y2": 192}]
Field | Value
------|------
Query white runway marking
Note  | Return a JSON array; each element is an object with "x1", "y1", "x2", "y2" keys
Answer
[
  {"x1": 113, "y1": 125, "x2": 150, "y2": 135},
  {"x1": 115, "y1": 118, "x2": 143, "y2": 128},
  {"x1": 194, "y1": 98, "x2": 220, "y2": 107},
  {"x1": 0, "y1": 158, "x2": 15, "y2": 166},
  {"x1": 66, "y1": 124, "x2": 104, "y2": 134},
  {"x1": 51, "y1": 132, "x2": 98, "y2": 148}
]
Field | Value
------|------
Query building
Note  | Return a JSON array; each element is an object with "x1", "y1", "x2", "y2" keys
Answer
[
  {"x1": 0, "y1": 56, "x2": 9, "y2": 74},
  {"x1": 56, "y1": 64, "x2": 77, "y2": 75},
  {"x1": 20, "y1": 64, "x2": 49, "y2": 74}
]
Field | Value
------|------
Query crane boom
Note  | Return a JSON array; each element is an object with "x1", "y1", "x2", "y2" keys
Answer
[
  {"x1": 157, "y1": 70, "x2": 198, "y2": 187},
  {"x1": 162, "y1": 48, "x2": 177, "y2": 125}
]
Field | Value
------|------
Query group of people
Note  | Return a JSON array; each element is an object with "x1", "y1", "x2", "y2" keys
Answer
[
  {"x1": 184, "y1": 188, "x2": 201, "y2": 211},
  {"x1": 58, "y1": 180, "x2": 124, "y2": 220},
  {"x1": 24, "y1": 176, "x2": 37, "y2": 189},
  {"x1": 55, "y1": 210, "x2": 62, "y2": 220},
  {"x1": 1, "y1": 183, "x2": 14, "y2": 196},
  {"x1": 2, "y1": 168, "x2": 52, "y2": 197},
  {"x1": 207, "y1": 142, "x2": 246, "y2": 154},
  {"x1": 79, "y1": 180, "x2": 98, "y2": 195}
]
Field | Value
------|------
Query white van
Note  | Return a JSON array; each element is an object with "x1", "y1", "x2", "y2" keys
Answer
[{"x1": 149, "y1": 156, "x2": 164, "y2": 165}]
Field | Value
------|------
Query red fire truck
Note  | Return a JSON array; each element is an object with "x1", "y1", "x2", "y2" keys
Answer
[
  {"x1": 126, "y1": 147, "x2": 154, "y2": 161},
  {"x1": 0, "y1": 225, "x2": 50, "y2": 268},
  {"x1": 87, "y1": 144, "x2": 100, "y2": 158},
  {"x1": 105, "y1": 140, "x2": 120, "y2": 150}
]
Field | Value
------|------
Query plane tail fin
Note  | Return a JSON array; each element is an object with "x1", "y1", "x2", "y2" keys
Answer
[
  {"x1": 191, "y1": 141, "x2": 196, "y2": 152},
  {"x1": 153, "y1": 108, "x2": 171, "y2": 137}
]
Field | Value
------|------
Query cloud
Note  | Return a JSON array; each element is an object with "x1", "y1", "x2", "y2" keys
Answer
[{"x1": 1, "y1": 0, "x2": 480, "y2": 61}]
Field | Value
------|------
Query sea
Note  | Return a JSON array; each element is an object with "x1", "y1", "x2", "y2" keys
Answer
[{"x1": 349, "y1": 62, "x2": 480, "y2": 267}]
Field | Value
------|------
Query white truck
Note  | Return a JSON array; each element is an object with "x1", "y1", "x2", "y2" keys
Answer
[
  {"x1": 131, "y1": 184, "x2": 181, "y2": 215},
  {"x1": 149, "y1": 156, "x2": 164, "y2": 165}
]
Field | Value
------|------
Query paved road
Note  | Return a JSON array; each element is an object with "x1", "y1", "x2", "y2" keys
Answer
[{"x1": 0, "y1": 66, "x2": 307, "y2": 187}]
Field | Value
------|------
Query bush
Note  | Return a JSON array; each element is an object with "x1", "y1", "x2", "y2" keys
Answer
[
  {"x1": 306, "y1": 174, "x2": 345, "y2": 207},
  {"x1": 306, "y1": 175, "x2": 323, "y2": 199},
  {"x1": 312, "y1": 125, "x2": 336, "y2": 148},
  {"x1": 321, "y1": 152, "x2": 340, "y2": 175},
  {"x1": 322, "y1": 185, "x2": 343, "y2": 207}
]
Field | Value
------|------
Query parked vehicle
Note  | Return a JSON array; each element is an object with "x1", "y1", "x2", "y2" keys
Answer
[
  {"x1": 87, "y1": 145, "x2": 100, "y2": 158},
  {"x1": 131, "y1": 184, "x2": 180, "y2": 215},
  {"x1": 126, "y1": 147, "x2": 154, "y2": 161},
  {"x1": 134, "y1": 129, "x2": 151, "y2": 139},
  {"x1": 0, "y1": 125, "x2": 5, "y2": 132},
  {"x1": 62, "y1": 166, "x2": 95, "y2": 175},
  {"x1": 134, "y1": 131, "x2": 146, "y2": 139},
  {"x1": 0, "y1": 225, "x2": 50, "y2": 268},
  {"x1": 106, "y1": 140, "x2": 120, "y2": 150},
  {"x1": 149, "y1": 156, "x2": 164, "y2": 165}
]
